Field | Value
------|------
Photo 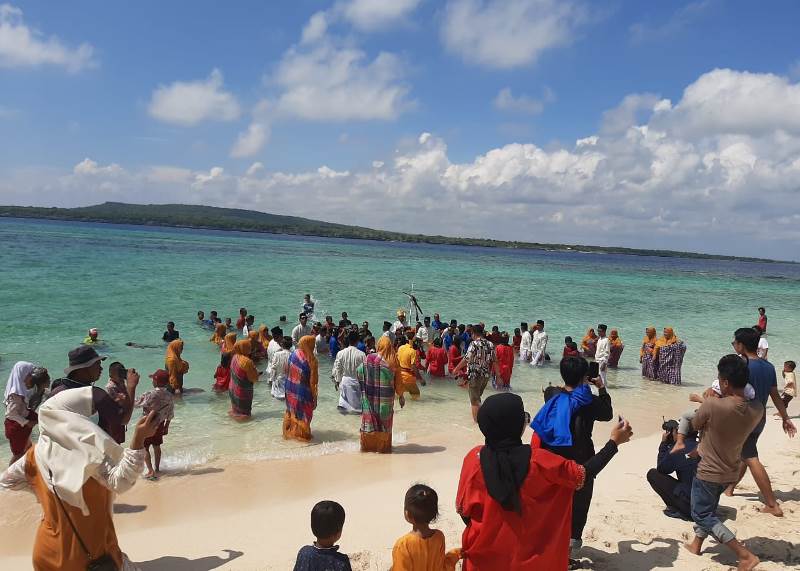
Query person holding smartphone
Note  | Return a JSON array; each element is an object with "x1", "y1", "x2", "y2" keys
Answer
[{"x1": 532, "y1": 356, "x2": 614, "y2": 563}]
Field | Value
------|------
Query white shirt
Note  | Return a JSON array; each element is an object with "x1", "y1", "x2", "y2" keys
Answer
[
  {"x1": 291, "y1": 323, "x2": 314, "y2": 345},
  {"x1": 595, "y1": 336, "x2": 611, "y2": 364},
  {"x1": 416, "y1": 326, "x2": 430, "y2": 343},
  {"x1": 315, "y1": 334, "x2": 328, "y2": 355},
  {"x1": 265, "y1": 338, "x2": 282, "y2": 375},
  {"x1": 268, "y1": 348, "x2": 291, "y2": 385},
  {"x1": 757, "y1": 337, "x2": 769, "y2": 359},
  {"x1": 391, "y1": 320, "x2": 406, "y2": 334},
  {"x1": 332, "y1": 346, "x2": 366, "y2": 385},
  {"x1": 242, "y1": 324, "x2": 251, "y2": 337},
  {"x1": 532, "y1": 330, "x2": 549, "y2": 353},
  {"x1": 520, "y1": 330, "x2": 532, "y2": 352}
]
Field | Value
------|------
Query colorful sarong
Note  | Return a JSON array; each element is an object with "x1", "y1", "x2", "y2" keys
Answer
[{"x1": 229, "y1": 359, "x2": 254, "y2": 416}]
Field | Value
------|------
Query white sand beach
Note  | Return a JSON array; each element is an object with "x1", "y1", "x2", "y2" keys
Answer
[{"x1": 1, "y1": 402, "x2": 797, "y2": 571}]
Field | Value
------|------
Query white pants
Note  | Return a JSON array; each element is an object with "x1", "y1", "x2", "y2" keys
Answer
[
  {"x1": 271, "y1": 375, "x2": 286, "y2": 400},
  {"x1": 598, "y1": 361, "x2": 608, "y2": 387},
  {"x1": 531, "y1": 350, "x2": 545, "y2": 366},
  {"x1": 519, "y1": 349, "x2": 531, "y2": 362},
  {"x1": 338, "y1": 376, "x2": 361, "y2": 414}
]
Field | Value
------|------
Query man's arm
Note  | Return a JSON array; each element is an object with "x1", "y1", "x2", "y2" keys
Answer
[
  {"x1": 331, "y1": 352, "x2": 343, "y2": 388},
  {"x1": 123, "y1": 369, "x2": 141, "y2": 425},
  {"x1": 691, "y1": 401, "x2": 712, "y2": 432},
  {"x1": 770, "y1": 386, "x2": 797, "y2": 437}
]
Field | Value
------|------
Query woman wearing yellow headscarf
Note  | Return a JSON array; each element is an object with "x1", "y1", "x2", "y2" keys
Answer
[
  {"x1": 164, "y1": 340, "x2": 189, "y2": 395},
  {"x1": 608, "y1": 329, "x2": 624, "y2": 368},
  {"x1": 640, "y1": 327, "x2": 657, "y2": 380},
  {"x1": 210, "y1": 323, "x2": 226, "y2": 345},
  {"x1": 581, "y1": 328, "x2": 598, "y2": 358},
  {"x1": 283, "y1": 335, "x2": 319, "y2": 441},
  {"x1": 357, "y1": 337, "x2": 406, "y2": 453},
  {"x1": 229, "y1": 339, "x2": 260, "y2": 419},
  {"x1": 258, "y1": 325, "x2": 271, "y2": 350},
  {"x1": 653, "y1": 327, "x2": 685, "y2": 385},
  {"x1": 222, "y1": 332, "x2": 237, "y2": 354},
  {"x1": 247, "y1": 330, "x2": 265, "y2": 361}
]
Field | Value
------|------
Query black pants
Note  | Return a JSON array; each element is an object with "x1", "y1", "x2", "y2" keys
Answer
[
  {"x1": 647, "y1": 468, "x2": 691, "y2": 519},
  {"x1": 572, "y1": 477, "x2": 594, "y2": 540}
]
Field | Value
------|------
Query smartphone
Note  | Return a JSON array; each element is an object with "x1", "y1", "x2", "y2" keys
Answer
[{"x1": 588, "y1": 361, "x2": 599, "y2": 379}]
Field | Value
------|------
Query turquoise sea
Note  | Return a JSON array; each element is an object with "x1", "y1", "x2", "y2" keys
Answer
[{"x1": 2, "y1": 217, "x2": 798, "y2": 467}]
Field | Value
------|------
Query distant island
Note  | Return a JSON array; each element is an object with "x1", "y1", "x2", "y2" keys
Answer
[{"x1": 0, "y1": 202, "x2": 784, "y2": 264}]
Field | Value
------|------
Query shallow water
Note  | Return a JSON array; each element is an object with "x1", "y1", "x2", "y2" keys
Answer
[{"x1": 1, "y1": 217, "x2": 798, "y2": 468}]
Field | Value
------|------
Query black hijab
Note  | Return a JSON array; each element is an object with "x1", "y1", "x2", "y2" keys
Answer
[{"x1": 477, "y1": 392, "x2": 532, "y2": 513}]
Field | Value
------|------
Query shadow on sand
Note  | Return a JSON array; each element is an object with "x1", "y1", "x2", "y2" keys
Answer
[
  {"x1": 113, "y1": 503, "x2": 146, "y2": 514},
  {"x1": 137, "y1": 549, "x2": 244, "y2": 571},
  {"x1": 705, "y1": 536, "x2": 800, "y2": 568},
  {"x1": 577, "y1": 538, "x2": 682, "y2": 570},
  {"x1": 392, "y1": 444, "x2": 447, "y2": 455}
]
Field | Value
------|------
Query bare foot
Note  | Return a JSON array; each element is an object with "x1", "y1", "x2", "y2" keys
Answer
[
  {"x1": 682, "y1": 542, "x2": 701, "y2": 556},
  {"x1": 737, "y1": 553, "x2": 760, "y2": 570},
  {"x1": 724, "y1": 485, "x2": 736, "y2": 497},
  {"x1": 758, "y1": 504, "x2": 784, "y2": 517}
]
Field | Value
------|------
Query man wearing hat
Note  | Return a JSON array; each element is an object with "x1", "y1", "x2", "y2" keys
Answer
[
  {"x1": 49, "y1": 346, "x2": 139, "y2": 444},
  {"x1": 391, "y1": 310, "x2": 407, "y2": 335}
]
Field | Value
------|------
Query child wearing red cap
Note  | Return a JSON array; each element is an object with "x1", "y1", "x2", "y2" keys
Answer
[{"x1": 134, "y1": 369, "x2": 175, "y2": 480}]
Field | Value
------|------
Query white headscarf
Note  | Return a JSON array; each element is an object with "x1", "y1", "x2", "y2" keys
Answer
[
  {"x1": 34, "y1": 386, "x2": 124, "y2": 515},
  {"x1": 4, "y1": 361, "x2": 35, "y2": 404}
]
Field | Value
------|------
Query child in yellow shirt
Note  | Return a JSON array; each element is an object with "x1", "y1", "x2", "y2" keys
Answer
[{"x1": 392, "y1": 484, "x2": 461, "y2": 571}]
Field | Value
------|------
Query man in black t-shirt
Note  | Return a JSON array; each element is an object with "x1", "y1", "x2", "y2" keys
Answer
[{"x1": 162, "y1": 321, "x2": 180, "y2": 342}]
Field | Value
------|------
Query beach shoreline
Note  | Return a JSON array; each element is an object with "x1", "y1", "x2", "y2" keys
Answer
[{"x1": 1, "y1": 401, "x2": 797, "y2": 571}]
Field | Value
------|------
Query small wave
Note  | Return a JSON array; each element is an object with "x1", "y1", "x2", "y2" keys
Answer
[
  {"x1": 160, "y1": 446, "x2": 216, "y2": 472},
  {"x1": 243, "y1": 440, "x2": 361, "y2": 462}
]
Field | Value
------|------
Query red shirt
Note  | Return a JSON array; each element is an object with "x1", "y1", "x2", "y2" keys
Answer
[
  {"x1": 563, "y1": 347, "x2": 579, "y2": 358},
  {"x1": 495, "y1": 344, "x2": 514, "y2": 385},
  {"x1": 758, "y1": 314, "x2": 767, "y2": 332},
  {"x1": 236, "y1": 316, "x2": 246, "y2": 329},
  {"x1": 456, "y1": 441, "x2": 584, "y2": 571},
  {"x1": 512, "y1": 335, "x2": 522, "y2": 351},
  {"x1": 426, "y1": 346, "x2": 448, "y2": 377}
]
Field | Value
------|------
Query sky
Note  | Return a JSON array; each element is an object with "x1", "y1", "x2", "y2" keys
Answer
[{"x1": 1, "y1": 1, "x2": 800, "y2": 259}]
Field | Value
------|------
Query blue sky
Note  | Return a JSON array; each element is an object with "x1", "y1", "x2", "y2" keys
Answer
[{"x1": 2, "y1": 1, "x2": 800, "y2": 259}]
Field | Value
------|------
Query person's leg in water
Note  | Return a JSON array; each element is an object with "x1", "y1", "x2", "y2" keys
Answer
[
  {"x1": 143, "y1": 444, "x2": 155, "y2": 479},
  {"x1": 154, "y1": 444, "x2": 162, "y2": 474},
  {"x1": 685, "y1": 478, "x2": 760, "y2": 570}
]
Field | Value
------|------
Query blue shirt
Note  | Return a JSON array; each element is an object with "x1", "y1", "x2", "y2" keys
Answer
[
  {"x1": 329, "y1": 337, "x2": 340, "y2": 360},
  {"x1": 294, "y1": 545, "x2": 352, "y2": 571},
  {"x1": 461, "y1": 332, "x2": 471, "y2": 351},
  {"x1": 748, "y1": 358, "x2": 777, "y2": 433},
  {"x1": 442, "y1": 332, "x2": 453, "y2": 351},
  {"x1": 356, "y1": 341, "x2": 366, "y2": 353},
  {"x1": 656, "y1": 438, "x2": 699, "y2": 500}
]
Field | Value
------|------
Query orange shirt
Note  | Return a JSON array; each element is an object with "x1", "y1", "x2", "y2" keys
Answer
[
  {"x1": 392, "y1": 530, "x2": 460, "y2": 571},
  {"x1": 397, "y1": 344, "x2": 418, "y2": 386}
]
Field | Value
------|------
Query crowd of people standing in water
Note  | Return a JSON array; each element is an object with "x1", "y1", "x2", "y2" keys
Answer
[{"x1": 2, "y1": 300, "x2": 796, "y2": 570}]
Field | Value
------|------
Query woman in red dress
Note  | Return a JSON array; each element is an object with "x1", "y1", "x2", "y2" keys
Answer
[
  {"x1": 456, "y1": 393, "x2": 632, "y2": 570},
  {"x1": 493, "y1": 333, "x2": 514, "y2": 390}
]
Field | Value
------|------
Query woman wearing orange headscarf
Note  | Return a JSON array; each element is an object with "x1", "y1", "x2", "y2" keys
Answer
[
  {"x1": 608, "y1": 329, "x2": 624, "y2": 368},
  {"x1": 165, "y1": 340, "x2": 189, "y2": 395},
  {"x1": 248, "y1": 330, "x2": 265, "y2": 361},
  {"x1": 581, "y1": 328, "x2": 598, "y2": 358},
  {"x1": 222, "y1": 332, "x2": 237, "y2": 354},
  {"x1": 358, "y1": 336, "x2": 406, "y2": 453},
  {"x1": 283, "y1": 335, "x2": 319, "y2": 441},
  {"x1": 210, "y1": 323, "x2": 226, "y2": 345},
  {"x1": 640, "y1": 327, "x2": 657, "y2": 380},
  {"x1": 258, "y1": 325, "x2": 271, "y2": 350},
  {"x1": 229, "y1": 339, "x2": 260, "y2": 419}
]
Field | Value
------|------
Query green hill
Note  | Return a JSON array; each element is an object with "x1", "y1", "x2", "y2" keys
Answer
[{"x1": 0, "y1": 201, "x2": 782, "y2": 263}]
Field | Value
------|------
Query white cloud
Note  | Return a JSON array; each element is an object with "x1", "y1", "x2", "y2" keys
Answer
[
  {"x1": 301, "y1": 11, "x2": 329, "y2": 44},
  {"x1": 145, "y1": 166, "x2": 193, "y2": 184},
  {"x1": 274, "y1": 40, "x2": 412, "y2": 121},
  {"x1": 0, "y1": 4, "x2": 95, "y2": 71},
  {"x1": 8, "y1": 68, "x2": 800, "y2": 259},
  {"x1": 441, "y1": 0, "x2": 585, "y2": 69},
  {"x1": 73, "y1": 158, "x2": 124, "y2": 176},
  {"x1": 230, "y1": 122, "x2": 270, "y2": 158},
  {"x1": 148, "y1": 69, "x2": 240, "y2": 126},
  {"x1": 340, "y1": 0, "x2": 423, "y2": 31},
  {"x1": 494, "y1": 87, "x2": 554, "y2": 114}
]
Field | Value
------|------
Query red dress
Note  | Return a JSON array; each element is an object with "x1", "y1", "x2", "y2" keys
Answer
[
  {"x1": 512, "y1": 335, "x2": 522, "y2": 352},
  {"x1": 213, "y1": 365, "x2": 231, "y2": 392},
  {"x1": 495, "y1": 345, "x2": 514, "y2": 387},
  {"x1": 426, "y1": 346, "x2": 448, "y2": 377},
  {"x1": 448, "y1": 346, "x2": 465, "y2": 379},
  {"x1": 456, "y1": 441, "x2": 585, "y2": 571}
]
